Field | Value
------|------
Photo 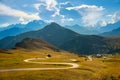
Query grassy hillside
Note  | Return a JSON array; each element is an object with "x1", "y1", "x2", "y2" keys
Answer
[
  {"x1": 0, "y1": 49, "x2": 120, "y2": 80},
  {"x1": 60, "y1": 35, "x2": 120, "y2": 54},
  {"x1": 15, "y1": 38, "x2": 59, "y2": 51}
]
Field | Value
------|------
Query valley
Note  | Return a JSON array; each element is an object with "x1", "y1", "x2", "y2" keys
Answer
[
  {"x1": 0, "y1": 22, "x2": 120, "y2": 80},
  {"x1": 0, "y1": 1, "x2": 120, "y2": 79}
]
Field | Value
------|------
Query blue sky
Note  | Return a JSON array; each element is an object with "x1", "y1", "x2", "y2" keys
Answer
[{"x1": 0, "y1": 0, "x2": 120, "y2": 28}]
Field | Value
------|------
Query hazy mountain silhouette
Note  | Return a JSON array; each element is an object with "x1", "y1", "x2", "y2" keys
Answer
[
  {"x1": 65, "y1": 25, "x2": 99, "y2": 35},
  {"x1": 0, "y1": 20, "x2": 47, "y2": 39},
  {"x1": 101, "y1": 27, "x2": 120, "y2": 36}
]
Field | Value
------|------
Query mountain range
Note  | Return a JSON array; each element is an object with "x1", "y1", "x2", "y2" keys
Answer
[
  {"x1": 0, "y1": 23, "x2": 79, "y2": 49},
  {"x1": 0, "y1": 20, "x2": 47, "y2": 39},
  {"x1": 64, "y1": 25, "x2": 100, "y2": 35},
  {"x1": 0, "y1": 22, "x2": 120, "y2": 54},
  {"x1": 101, "y1": 27, "x2": 120, "y2": 36},
  {"x1": 0, "y1": 20, "x2": 120, "y2": 40}
]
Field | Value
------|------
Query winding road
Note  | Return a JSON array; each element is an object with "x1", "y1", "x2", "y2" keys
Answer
[{"x1": 0, "y1": 58, "x2": 79, "y2": 72}]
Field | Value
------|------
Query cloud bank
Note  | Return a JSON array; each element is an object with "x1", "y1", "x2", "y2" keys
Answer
[
  {"x1": 0, "y1": 3, "x2": 40, "y2": 21},
  {"x1": 66, "y1": 4, "x2": 104, "y2": 27},
  {"x1": 0, "y1": 0, "x2": 120, "y2": 28}
]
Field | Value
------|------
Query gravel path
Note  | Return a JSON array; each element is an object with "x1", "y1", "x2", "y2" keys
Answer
[{"x1": 0, "y1": 58, "x2": 79, "y2": 72}]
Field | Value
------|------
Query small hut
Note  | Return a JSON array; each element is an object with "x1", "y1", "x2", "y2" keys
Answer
[{"x1": 47, "y1": 54, "x2": 51, "y2": 58}]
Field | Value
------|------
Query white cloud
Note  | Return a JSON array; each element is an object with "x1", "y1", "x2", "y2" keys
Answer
[
  {"x1": 60, "y1": 2, "x2": 70, "y2": 5},
  {"x1": 100, "y1": 21, "x2": 107, "y2": 26},
  {"x1": 44, "y1": 20, "x2": 54, "y2": 23},
  {"x1": 51, "y1": 7, "x2": 60, "y2": 17},
  {"x1": 99, "y1": 12, "x2": 120, "y2": 27},
  {"x1": 109, "y1": 12, "x2": 120, "y2": 24},
  {"x1": 33, "y1": 3, "x2": 45, "y2": 11},
  {"x1": 66, "y1": 4, "x2": 104, "y2": 11},
  {"x1": 61, "y1": 17, "x2": 74, "y2": 23},
  {"x1": 33, "y1": 4, "x2": 41, "y2": 11},
  {"x1": 40, "y1": 0, "x2": 60, "y2": 17},
  {"x1": 68, "y1": 18, "x2": 74, "y2": 21},
  {"x1": 81, "y1": 10, "x2": 103, "y2": 27},
  {"x1": 40, "y1": 0, "x2": 57, "y2": 11},
  {"x1": 0, "y1": 3, "x2": 40, "y2": 20},
  {"x1": 0, "y1": 23, "x2": 10, "y2": 27},
  {"x1": 19, "y1": 17, "x2": 28, "y2": 24},
  {"x1": 66, "y1": 4, "x2": 104, "y2": 27}
]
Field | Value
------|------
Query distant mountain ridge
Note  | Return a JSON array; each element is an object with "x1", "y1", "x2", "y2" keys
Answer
[
  {"x1": 0, "y1": 20, "x2": 47, "y2": 39},
  {"x1": 100, "y1": 27, "x2": 120, "y2": 36},
  {"x1": 1, "y1": 20, "x2": 120, "y2": 40},
  {"x1": 0, "y1": 22, "x2": 120, "y2": 54},
  {"x1": 64, "y1": 25, "x2": 99, "y2": 35}
]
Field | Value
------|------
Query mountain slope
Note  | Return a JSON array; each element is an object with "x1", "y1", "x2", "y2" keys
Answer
[
  {"x1": 35, "y1": 22, "x2": 79, "y2": 46},
  {"x1": 0, "y1": 22, "x2": 120, "y2": 54},
  {"x1": 25, "y1": 20, "x2": 47, "y2": 30},
  {"x1": 60, "y1": 35, "x2": 120, "y2": 54},
  {"x1": 0, "y1": 20, "x2": 47, "y2": 39},
  {"x1": 0, "y1": 22, "x2": 79, "y2": 49},
  {"x1": 0, "y1": 24, "x2": 18, "y2": 32},
  {"x1": 15, "y1": 38, "x2": 59, "y2": 51},
  {"x1": 0, "y1": 27, "x2": 25, "y2": 39},
  {"x1": 101, "y1": 27, "x2": 120, "y2": 36}
]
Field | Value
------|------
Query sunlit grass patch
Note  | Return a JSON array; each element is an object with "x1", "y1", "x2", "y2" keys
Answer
[{"x1": 0, "y1": 49, "x2": 120, "y2": 80}]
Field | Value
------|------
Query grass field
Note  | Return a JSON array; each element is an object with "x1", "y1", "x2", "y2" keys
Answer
[{"x1": 0, "y1": 49, "x2": 120, "y2": 80}]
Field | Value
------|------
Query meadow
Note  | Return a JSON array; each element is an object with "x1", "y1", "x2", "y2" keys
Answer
[{"x1": 0, "y1": 49, "x2": 120, "y2": 80}]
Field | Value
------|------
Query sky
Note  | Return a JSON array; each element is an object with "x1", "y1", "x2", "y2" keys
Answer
[{"x1": 0, "y1": 0, "x2": 120, "y2": 28}]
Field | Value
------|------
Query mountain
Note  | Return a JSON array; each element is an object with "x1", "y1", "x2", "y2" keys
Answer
[
  {"x1": 0, "y1": 22, "x2": 120, "y2": 54},
  {"x1": 0, "y1": 24, "x2": 18, "y2": 32},
  {"x1": 0, "y1": 26, "x2": 25, "y2": 39},
  {"x1": 0, "y1": 27, "x2": 8, "y2": 32},
  {"x1": 60, "y1": 35, "x2": 120, "y2": 54},
  {"x1": 0, "y1": 20, "x2": 47, "y2": 39},
  {"x1": 0, "y1": 22, "x2": 79, "y2": 49},
  {"x1": 25, "y1": 20, "x2": 47, "y2": 30},
  {"x1": 99, "y1": 21, "x2": 120, "y2": 33},
  {"x1": 65, "y1": 25, "x2": 99, "y2": 35},
  {"x1": 15, "y1": 38, "x2": 59, "y2": 51},
  {"x1": 101, "y1": 27, "x2": 120, "y2": 36}
]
